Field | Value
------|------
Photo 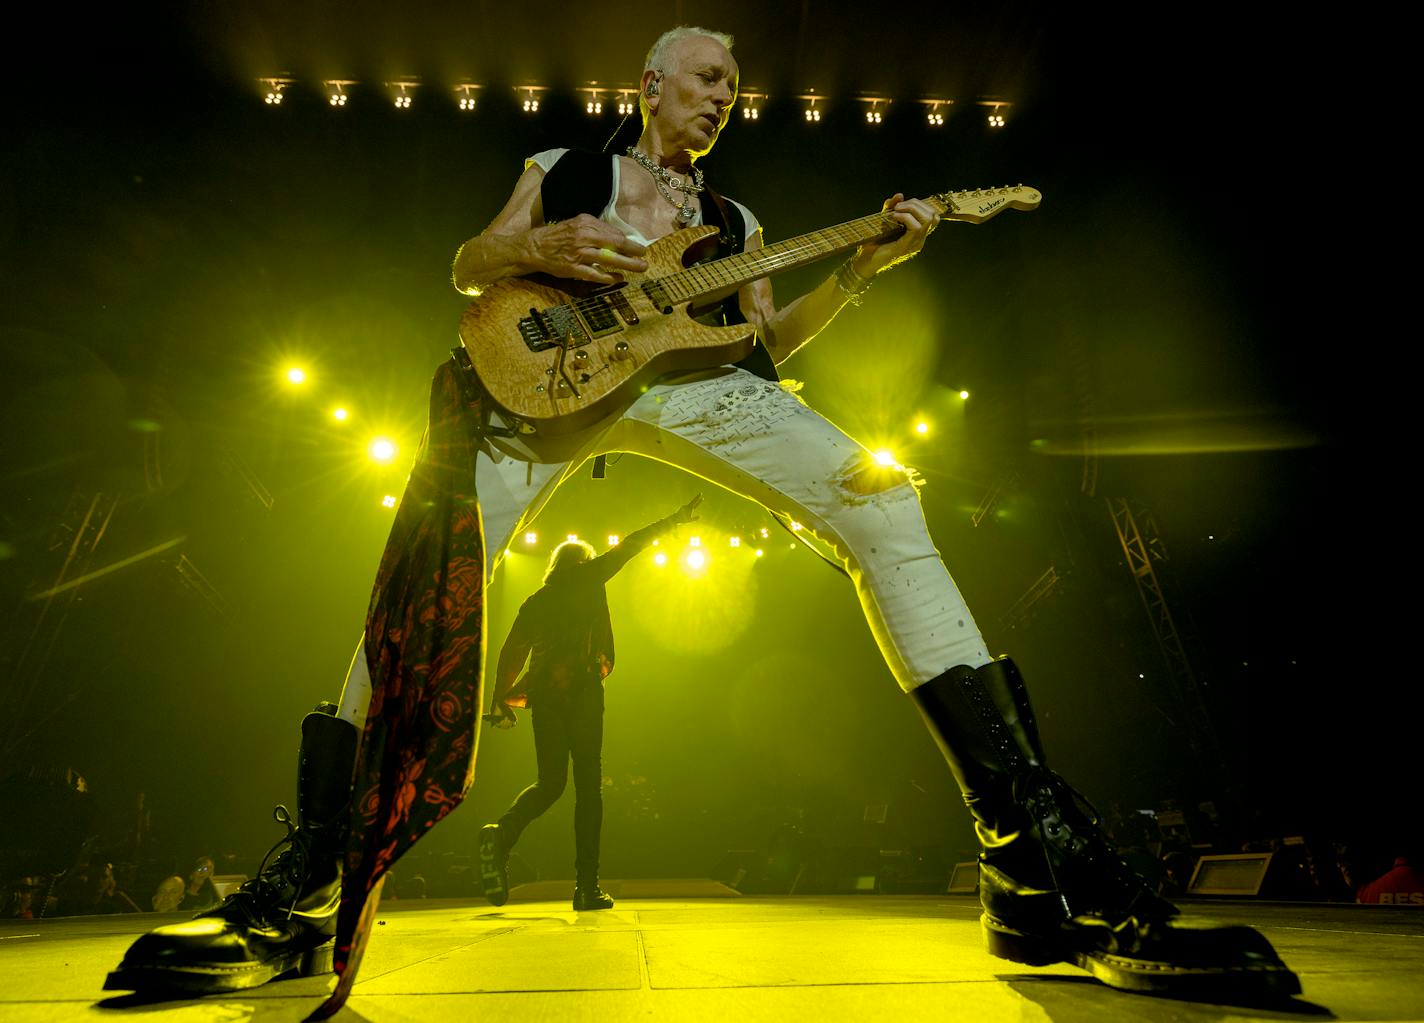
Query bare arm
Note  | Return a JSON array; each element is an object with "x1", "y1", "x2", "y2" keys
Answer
[
  {"x1": 739, "y1": 194, "x2": 942, "y2": 364},
  {"x1": 452, "y1": 164, "x2": 649, "y2": 295},
  {"x1": 588, "y1": 495, "x2": 703, "y2": 582}
]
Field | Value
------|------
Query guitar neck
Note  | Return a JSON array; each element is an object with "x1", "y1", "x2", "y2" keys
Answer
[{"x1": 659, "y1": 206, "x2": 928, "y2": 305}]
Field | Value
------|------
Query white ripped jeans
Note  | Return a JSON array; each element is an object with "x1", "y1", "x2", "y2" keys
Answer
[{"x1": 339, "y1": 369, "x2": 989, "y2": 726}]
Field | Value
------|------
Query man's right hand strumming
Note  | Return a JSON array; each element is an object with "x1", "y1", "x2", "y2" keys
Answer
[{"x1": 530, "y1": 214, "x2": 648, "y2": 285}]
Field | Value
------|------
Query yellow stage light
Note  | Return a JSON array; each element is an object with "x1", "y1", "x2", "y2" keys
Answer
[
  {"x1": 759, "y1": 527, "x2": 770, "y2": 538},
  {"x1": 524, "y1": 531, "x2": 538, "y2": 544},
  {"x1": 607, "y1": 534, "x2": 620, "y2": 546},
  {"x1": 333, "y1": 407, "x2": 349, "y2": 421},
  {"x1": 381, "y1": 495, "x2": 397, "y2": 508},
  {"x1": 286, "y1": 367, "x2": 307, "y2": 385},
  {"x1": 789, "y1": 520, "x2": 803, "y2": 531},
  {"x1": 914, "y1": 420, "x2": 929, "y2": 435},
  {"x1": 729, "y1": 536, "x2": 741, "y2": 548},
  {"x1": 689, "y1": 536, "x2": 702, "y2": 547},
  {"x1": 755, "y1": 548, "x2": 764, "y2": 557},
  {"x1": 369, "y1": 438, "x2": 397, "y2": 462},
  {"x1": 685, "y1": 550, "x2": 707, "y2": 570},
  {"x1": 873, "y1": 449, "x2": 897, "y2": 466},
  {"x1": 653, "y1": 552, "x2": 668, "y2": 566},
  {"x1": 566, "y1": 534, "x2": 579, "y2": 542},
  {"x1": 959, "y1": 390, "x2": 970, "y2": 400}
]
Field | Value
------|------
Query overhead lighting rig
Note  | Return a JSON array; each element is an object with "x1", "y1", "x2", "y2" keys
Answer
[
  {"x1": 388, "y1": 81, "x2": 418, "y2": 109},
  {"x1": 324, "y1": 80, "x2": 355, "y2": 107},
  {"x1": 259, "y1": 76, "x2": 294, "y2": 106},
  {"x1": 978, "y1": 98, "x2": 1011, "y2": 127},
  {"x1": 455, "y1": 82, "x2": 481, "y2": 111}
]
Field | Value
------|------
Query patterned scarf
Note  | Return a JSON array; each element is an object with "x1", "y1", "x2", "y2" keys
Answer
[{"x1": 311, "y1": 356, "x2": 486, "y2": 1018}]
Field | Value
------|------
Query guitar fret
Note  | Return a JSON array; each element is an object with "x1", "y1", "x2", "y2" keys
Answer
[{"x1": 654, "y1": 192, "x2": 1019, "y2": 305}]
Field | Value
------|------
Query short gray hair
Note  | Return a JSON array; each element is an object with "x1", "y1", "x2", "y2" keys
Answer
[
  {"x1": 640, "y1": 26, "x2": 734, "y2": 124},
  {"x1": 644, "y1": 25, "x2": 734, "y2": 75}
]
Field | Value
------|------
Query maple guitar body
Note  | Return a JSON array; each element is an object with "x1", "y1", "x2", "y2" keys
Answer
[{"x1": 458, "y1": 224, "x2": 753, "y2": 439}]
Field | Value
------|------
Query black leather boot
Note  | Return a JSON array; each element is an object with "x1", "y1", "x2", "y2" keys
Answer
[
  {"x1": 104, "y1": 707, "x2": 359, "y2": 995},
  {"x1": 912, "y1": 658, "x2": 1300, "y2": 1000},
  {"x1": 572, "y1": 879, "x2": 614, "y2": 911},
  {"x1": 478, "y1": 824, "x2": 510, "y2": 907}
]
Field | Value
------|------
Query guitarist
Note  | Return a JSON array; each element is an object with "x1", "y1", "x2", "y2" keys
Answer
[
  {"x1": 445, "y1": 25, "x2": 1297, "y2": 1000},
  {"x1": 105, "y1": 24, "x2": 1298, "y2": 1003},
  {"x1": 478, "y1": 496, "x2": 703, "y2": 913}
]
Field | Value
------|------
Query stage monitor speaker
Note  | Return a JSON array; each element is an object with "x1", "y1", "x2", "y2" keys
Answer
[
  {"x1": 947, "y1": 861, "x2": 978, "y2": 894},
  {"x1": 1186, "y1": 852, "x2": 1274, "y2": 896}
]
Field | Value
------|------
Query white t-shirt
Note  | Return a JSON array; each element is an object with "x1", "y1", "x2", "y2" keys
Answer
[{"x1": 526, "y1": 148, "x2": 762, "y2": 248}]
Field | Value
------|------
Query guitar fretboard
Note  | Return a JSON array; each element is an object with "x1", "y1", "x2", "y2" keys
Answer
[{"x1": 658, "y1": 208, "x2": 930, "y2": 304}]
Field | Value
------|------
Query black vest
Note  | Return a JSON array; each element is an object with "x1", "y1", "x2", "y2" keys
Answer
[{"x1": 539, "y1": 149, "x2": 779, "y2": 383}]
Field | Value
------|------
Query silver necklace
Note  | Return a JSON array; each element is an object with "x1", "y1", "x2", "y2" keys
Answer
[{"x1": 625, "y1": 147, "x2": 704, "y2": 225}]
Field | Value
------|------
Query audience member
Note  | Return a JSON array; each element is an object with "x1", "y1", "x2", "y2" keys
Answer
[
  {"x1": 151, "y1": 875, "x2": 186, "y2": 913},
  {"x1": 1358, "y1": 853, "x2": 1424, "y2": 906},
  {"x1": 92, "y1": 862, "x2": 142, "y2": 914},
  {"x1": 179, "y1": 856, "x2": 220, "y2": 912}
]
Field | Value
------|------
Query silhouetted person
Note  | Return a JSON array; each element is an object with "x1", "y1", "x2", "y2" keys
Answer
[
  {"x1": 479, "y1": 496, "x2": 701, "y2": 911},
  {"x1": 93, "y1": 862, "x2": 142, "y2": 915}
]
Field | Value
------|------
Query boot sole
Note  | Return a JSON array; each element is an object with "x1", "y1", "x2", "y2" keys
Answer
[
  {"x1": 983, "y1": 914, "x2": 1302, "y2": 999},
  {"x1": 479, "y1": 827, "x2": 508, "y2": 907},
  {"x1": 103, "y1": 941, "x2": 334, "y2": 995}
]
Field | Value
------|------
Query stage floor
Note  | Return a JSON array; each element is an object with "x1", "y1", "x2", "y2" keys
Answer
[{"x1": 3, "y1": 883, "x2": 1422, "y2": 1022}]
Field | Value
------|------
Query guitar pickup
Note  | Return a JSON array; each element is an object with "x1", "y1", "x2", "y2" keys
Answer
[
  {"x1": 606, "y1": 290, "x2": 639, "y2": 325},
  {"x1": 574, "y1": 295, "x2": 622, "y2": 339}
]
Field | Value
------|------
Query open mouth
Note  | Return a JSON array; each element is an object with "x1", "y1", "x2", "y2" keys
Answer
[{"x1": 701, "y1": 114, "x2": 720, "y2": 130}]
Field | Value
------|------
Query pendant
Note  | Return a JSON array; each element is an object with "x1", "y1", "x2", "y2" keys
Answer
[{"x1": 678, "y1": 205, "x2": 695, "y2": 224}]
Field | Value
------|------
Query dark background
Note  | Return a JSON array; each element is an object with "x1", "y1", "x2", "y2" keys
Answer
[{"x1": 1, "y1": 1, "x2": 1399, "y2": 893}]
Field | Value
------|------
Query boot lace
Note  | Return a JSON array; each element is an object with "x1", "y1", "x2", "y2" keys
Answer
[
  {"x1": 208, "y1": 805, "x2": 313, "y2": 927},
  {"x1": 1016, "y1": 767, "x2": 1167, "y2": 923}
]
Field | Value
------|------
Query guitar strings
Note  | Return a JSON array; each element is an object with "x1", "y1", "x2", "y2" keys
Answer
[{"x1": 558, "y1": 201, "x2": 939, "y2": 319}]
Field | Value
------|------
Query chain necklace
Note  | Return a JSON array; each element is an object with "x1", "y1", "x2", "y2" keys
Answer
[{"x1": 625, "y1": 147, "x2": 705, "y2": 225}]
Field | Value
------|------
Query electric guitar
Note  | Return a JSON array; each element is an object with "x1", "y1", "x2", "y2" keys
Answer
[{"x1": 457, "y1": 185, "x2": 1041, "y2": 437}]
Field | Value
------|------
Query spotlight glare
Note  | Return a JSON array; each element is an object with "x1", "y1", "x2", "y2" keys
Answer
[
  {"x1": 959, "y1": 389, "x2": 970, "y2": 400},
  {"x1": 685, "y1": 549, "x2": 707, "y2": 570},
  {"x1": 381, "y1": 495, "x2": 397, "y2": 508},
  {"x1": 285, "y1": 367, "x2": 307, "y2": 385},
  {"x1": 873, "y1": 449, "x2": 897, "y2": 466},
  {"x1": 754, "y1": 548, "x2": 764, "y2": 557},
  {"x1": 333, "y1": 407, "x2": 349, "y2": 421},
  {"x1": 914, "y1": 420, "x2": 929, "y2": 435},
  {"x1": 689, "y1": 536, "x2": 701, "y2": 547},
  {"x1": 607, "y1": 534, "x2": 620, "y2": 546},
  {"x1": 729, "y1": 536, "x2": 741, "y2": 547},
  {"x1": 524, "y1": 531, "x2": 538, "y2": 544},
  {"x1": 369, "y1": 437, "x2": 397, "y2": 463},
  {"x1": 653, "y1": 551, "x2": 668, "y2": 566},
  {"x1": 566, "y1": 533, "x2": 578, "y2": 542}
]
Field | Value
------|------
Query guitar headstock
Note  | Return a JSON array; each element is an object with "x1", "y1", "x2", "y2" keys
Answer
[{"x1": 928, "y1": 185, "x2": 1042, "y2": 224}]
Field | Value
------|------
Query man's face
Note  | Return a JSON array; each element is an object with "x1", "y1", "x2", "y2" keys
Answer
[{"x1": 661, "y1": 36, "x2": 739, "y2": 156}]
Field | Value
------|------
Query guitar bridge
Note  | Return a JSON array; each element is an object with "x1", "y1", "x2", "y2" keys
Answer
[{"x1": 518, "y1": 303, "x2": 590, "y2": 352}]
